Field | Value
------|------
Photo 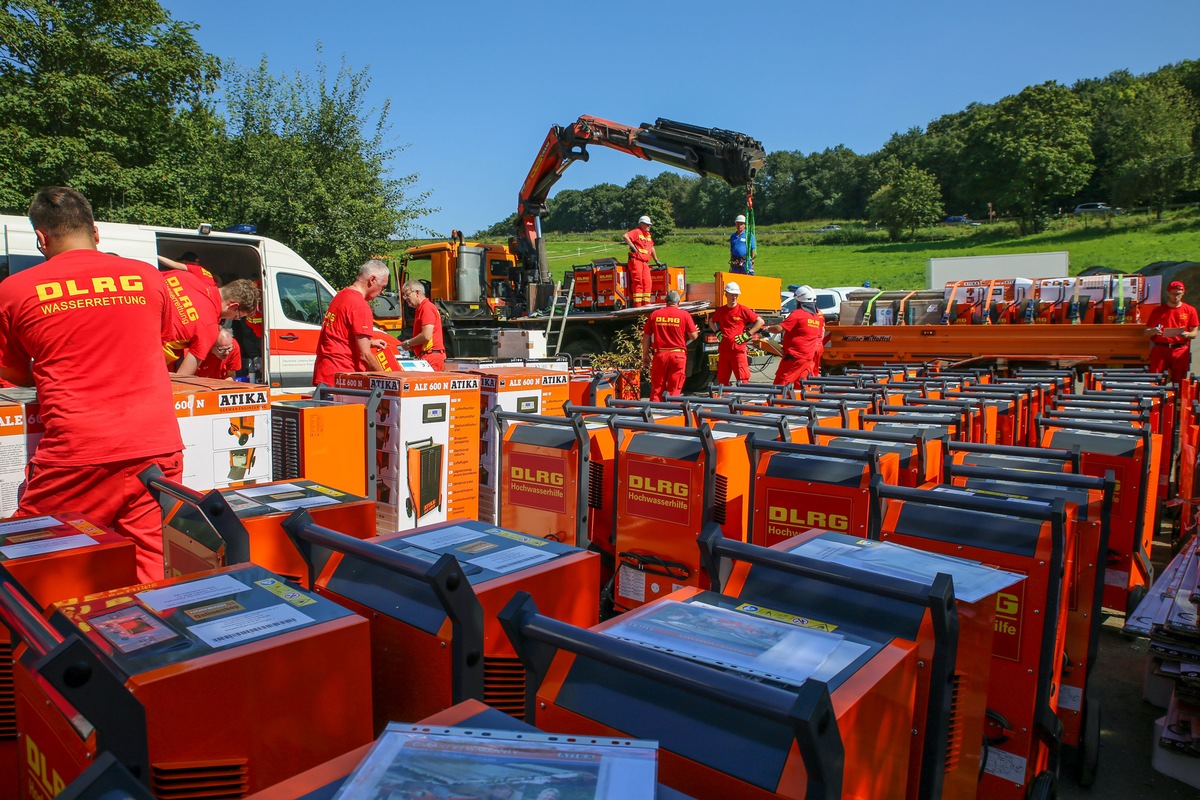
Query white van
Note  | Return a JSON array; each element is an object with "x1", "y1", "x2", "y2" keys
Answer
[{"x1": 1, "y1": 215, "x2": 340, "y2": 390}]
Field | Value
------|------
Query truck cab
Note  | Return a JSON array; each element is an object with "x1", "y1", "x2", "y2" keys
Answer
[{"x1": 1, "y1": 215, "x2": 346, "y2": 391}]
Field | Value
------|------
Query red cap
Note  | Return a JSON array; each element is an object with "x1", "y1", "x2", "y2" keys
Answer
[{"x1": 1169, "y1": 280, "x2": 1186, "y2": 292}]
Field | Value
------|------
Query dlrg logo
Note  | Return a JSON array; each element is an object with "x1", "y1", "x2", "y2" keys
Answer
[
  {"x1": 629, "y1": 474, "x2": 688, "y2": 497},
  {"x1": 768, "y1": 507, "x2": 849, "y2": 531}
]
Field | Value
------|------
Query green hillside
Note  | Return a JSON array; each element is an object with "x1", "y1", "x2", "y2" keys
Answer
[{"x1": 531, "y1": 208, "x2": 1200, "y2": 291}]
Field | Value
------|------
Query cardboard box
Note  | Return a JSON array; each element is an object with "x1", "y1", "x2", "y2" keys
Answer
[
  {"x1": 0, "y1": 388, "x2": 44, "y2": 515},
  {"x1": 333, "y1": 372, "x2": 480, "y2": 531},
  {"x1": 170, "y1": 378, "x2": 272, "y2": 490},
  {"x1": 471, "y1": 367, "x2": 570, "y2": 525}
]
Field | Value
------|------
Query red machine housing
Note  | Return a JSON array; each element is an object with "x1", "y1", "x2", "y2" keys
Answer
[
  {"x1": 4, "y1": 563, "x2": 373, "y2": 799},
  {"x1": 699, "y1": 526, "x2": 999, "y2": 800},
  {"x1": 747, "y1": 440, "x2": 891, "y2": 547},
  {"x1": 0, "y1": 515, "x2": 137, "y2": 797},
  {"x1": 876, "y1": 485, "x2": 1070, "y2": 800},
  {"x1": 499, "y1": 586, "x2": 913, "y2": 800}
]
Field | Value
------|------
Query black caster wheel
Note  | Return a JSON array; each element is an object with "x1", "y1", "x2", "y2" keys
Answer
[
  {"x1": 1028, "y1": 769, "x2": 1056, "y2": 800},
  {"x1": 405, "y1": 497, "x2": 413, "y2": 518}
]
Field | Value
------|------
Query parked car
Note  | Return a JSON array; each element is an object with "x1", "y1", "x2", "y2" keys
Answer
[
  {"x1": 815, "y1": 224, "x2": 842, "y2": 233},
  {"x1": 782, "y1": 285, "x2": 855, "y2": 323},
  {"x1": 945, "y1": 215, "x2": 971, "y2": 224},
  {"x1": 1073, "y1": 202, "x2": 1113, "y2": 214}
]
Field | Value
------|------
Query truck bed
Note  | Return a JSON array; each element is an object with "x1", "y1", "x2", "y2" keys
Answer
[{"x1": 824, "y1": 323, "x2": 1149, "y2": 369}]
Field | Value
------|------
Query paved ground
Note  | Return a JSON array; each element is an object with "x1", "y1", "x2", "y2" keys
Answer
[{"x1": 1057, "y1": 519, "x2": 1197, "y2": 798}]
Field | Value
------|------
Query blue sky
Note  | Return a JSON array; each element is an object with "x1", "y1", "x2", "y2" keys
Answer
[{"x1": 161, "y1": 1, "x2": 1200, "y2": 236}]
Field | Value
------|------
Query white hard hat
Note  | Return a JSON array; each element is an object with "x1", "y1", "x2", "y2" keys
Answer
[
  {"x1": 638, "y1": 215, "x2": 652, "y2": 225},
  {"x1": 794, "y1": 285, "x2": 817, "y2": 302},
  {"x1": 724, "y1": 282, "x2": 741, "y2": 295},
  {"x1": 735, "y1": 214, "x2": 746, "y2": 223}
]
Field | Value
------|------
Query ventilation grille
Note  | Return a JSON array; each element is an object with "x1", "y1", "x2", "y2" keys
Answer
[
  {"x1": 271, "y1": 411, "x2": 300, "y2": 481},
  {"x1": 0, "y1": 640, "x2": 14, "y2": 738},
  {"x1": 588, "y1": 462, "x2": 604, "y2": 509},
  {"x1": 484, "y1": 655, "x2": 527, "y2": 719},
  {"x1": 151, "y1": 759, "x2": 249, "y2": 799},
  {"x1": 713, "y1": 474, "x2": 728, "y2": 525},
  {"x1": 944, "y1": 672, "x2": 964, "y2": 773}
]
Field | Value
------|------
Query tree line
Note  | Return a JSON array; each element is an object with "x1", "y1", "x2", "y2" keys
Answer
[
  {"x1": 486, "y1": 61, "x2": 1200, "y2": 241},
  {"x1": 0, "y1": 0, "x2": 429, "y2": 287}
]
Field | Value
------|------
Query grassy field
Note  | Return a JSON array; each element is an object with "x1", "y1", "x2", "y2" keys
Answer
[{"x1": 525, "y1": 207, "x2": 1200, "y2": 291}]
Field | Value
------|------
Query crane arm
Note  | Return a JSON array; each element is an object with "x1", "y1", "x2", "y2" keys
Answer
[{"x1": 517, "y1": 115, "x2": 766, "y2": 281}]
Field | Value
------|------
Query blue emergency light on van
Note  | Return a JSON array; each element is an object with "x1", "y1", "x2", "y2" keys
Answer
[{"x1": 226, "y1": 223, "x2": 258, "y2": 234}]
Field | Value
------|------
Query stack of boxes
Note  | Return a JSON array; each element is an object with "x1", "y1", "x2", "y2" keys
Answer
[
  {"x1": 170, "y1": 377, "x2": 272, "y2": 490},
  {"x1": 332, "y1": 372, "x2": 481, "y2": 531}
]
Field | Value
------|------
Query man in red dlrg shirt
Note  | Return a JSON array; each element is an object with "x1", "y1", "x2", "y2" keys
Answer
[
  {"x1": 162, "y1": 273, "x2": 259, "y2": 376},
  {"x1": 642, "y1": 290, "x2": 699, "y2": 400},
  {"x1": 195, "y1": 326, "x2": 242, "y2": 379},
  {"x1": 312, "y1": 259, "x2": 389, "y2": 386},
  {"x1": 402, "y1": 280, "x2": 446, "y2": 371},
  {"x1": 764, "y1": 285, "x2": 825, "y2": 387},
  {"x1": 1146, "y1": 279, "x2": 1199, "y2": 383},
  {"x1": 710, "y1": 281, "x2": 764, "y2": 385},
  {"x1": 623, "y1": 215, "x2": 658, "y2": 308},
  {"x1": 0, "y1": 186, "x2": 184, "y2": 582}
]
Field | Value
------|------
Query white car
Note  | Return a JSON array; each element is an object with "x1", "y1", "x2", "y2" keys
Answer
[{"x1": 781, "y1": 286, "x2": 856, "y2": 322}]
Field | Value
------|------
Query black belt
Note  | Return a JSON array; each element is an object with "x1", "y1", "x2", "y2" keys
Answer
[
  {"x1": 1155, "y1": 343, "x2": 1189, "y2": 350},
  {"x1": 425, "y1": 349, "x2": 445, "y2": 354}
]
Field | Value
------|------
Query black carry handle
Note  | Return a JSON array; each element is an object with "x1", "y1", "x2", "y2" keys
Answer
[
  {"x1": 0, "y1": 566, "x2": 63, "y2": 657},
  {"x1": 563, "y1": 402, "x2": 653, "y2": 422},
  {"x1": 498, "y1": 590, "x2": 844, "y2": 800},
  {"x1": 282, "y1": 510, "x2": 485, "y2": 704},
  {"x1": 694, "y1": 409, "x2": 790, "y2": 441}
]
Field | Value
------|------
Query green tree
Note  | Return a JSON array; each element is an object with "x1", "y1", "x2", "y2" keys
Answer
[
  {"x1": 215, "y1": 53, "x2": 432, "y2": 286},
  {"x1": 0, "y1": 0, "x2": 220, "y2": 216},
  {"x1": 1102, "y1": 76, "x2": 1198, "y2": 218},
  {"x1": 960, "y1": 82, "x2": 1094, "y2": 234},
  {"x1": 643, "y1": 196, "x2": 674, "y2": 239},
  {"x1": 866, "y1": 164, "x2": 944, "y2": 241}
]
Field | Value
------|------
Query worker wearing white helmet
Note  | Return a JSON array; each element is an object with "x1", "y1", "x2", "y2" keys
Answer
[
  {"x1": 729, "y1": 213, "x2": 756, "y2": 275},
  {"x1": 623, "y1": 215, "x2": 659, "y2": 307},
  {"x1": 710, "y1": 280, "x2": 764, "y2": 385},
  {"x1": 763, "y1": 285, "x2": 825, "y2": 387}
]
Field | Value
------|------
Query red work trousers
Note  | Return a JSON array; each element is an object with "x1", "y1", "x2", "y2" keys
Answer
[
  {"x1": 423, "y1": 351, "x2": 446, "y2": 371},
  {"x1": 650, "y1": 350, "x2": 688, "y2": 400},
  {"x1": 716, "y1": 344, "x2": 750, "y2": 386},
  {"x1": 16, "y1": 451, "x2": 183, "y2": 583},
  {"x1": 629, "y1": 258, "x2": 652, "y2": 307},
  {"x1": 774, "y1": 354, "x2": 820, "y2": 387},
  {"x1": 1150, "y1": 344, "x2": 1190, "y2": 383}
]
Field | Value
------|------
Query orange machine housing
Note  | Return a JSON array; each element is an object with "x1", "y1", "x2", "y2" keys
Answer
[
  {"x1": 144, "y1": 471, "x2": 376, "y2": 587},
  {"x1": 497, "y1": 412, "x2": 589, "y2": 548},
  {"x1": 592, "y1": 259, "x2": 628, "y2": 310},
  {"x1": 1037, "y1": 417, "x2": 1159, "y2": 613},
  {"x1": 877, "y1": 485, "x2": 1070, "y2": 800},
  {"x1": 747, "y1": 440, "x2": 893, "y2": 548},
  {"x1": 498, "y1": 586, "x2": 916, "y2": 800},
  {"x1": 270, "y1": 398, "x2": 367, "y2": 495},
  {"x1": 813, "y1": 425, "x2": 944, "y2": 488},
  {"x1": 0, "y1": 515, "x2": 137, "y2": 797},
  {"x1": 650, "y1": 265, "x2": 687, "y2": 304},
  {"x1": 284, "y1": 515, "x2": 599, "y2": 730},
  {"x1": 611, "y1": 421, "x2": 740, "y2": 612},
  {"x1": 571, "y1": 263, "x2": 596, "y2": 311},
  {"x1": 8, "y1": 563, "x2": 372, "y2": 799},
  {"x1": 946, "y1": 464, "x2": 1113, "y2": 779},
  {"x1": 701, "y1": 527, "x2": 998, "y2": 800}
]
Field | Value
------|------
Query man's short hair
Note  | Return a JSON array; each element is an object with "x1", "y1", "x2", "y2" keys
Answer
[
  {"x1": 402, "y1": 279, "x2": 426, "y2": 296},
  {"x1": 214, "y1": 326, "x2": 234, "y2": 346},
  {"x1": 220, "y1": 279, "x2": 261, "y2": 311},
  {"x1": 28, "y1": 187, "x2": 94, "y2": 238},
  {"x1": 358, "y1": 258, "x2": 390, "y2": 282},
  {"x1": 179, "y1": 251, "x2": 200, "y2": 263},
  {"x1": 665, "y1": 289, "x2": 681, "y2": 305}
]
